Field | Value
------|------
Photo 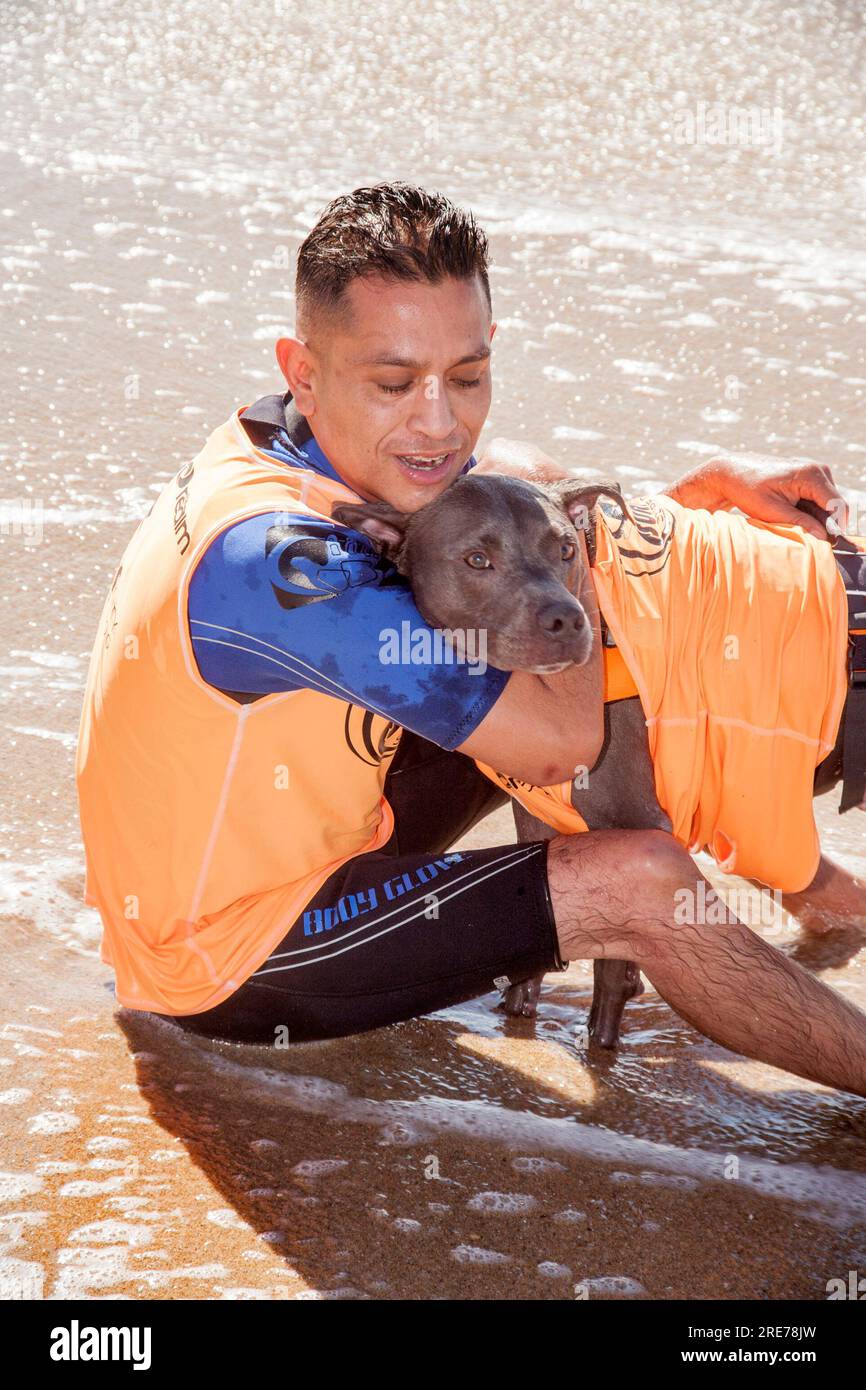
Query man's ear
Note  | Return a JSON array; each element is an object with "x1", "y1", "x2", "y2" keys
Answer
[
  {"x1": 276, "y1": 336, "x2": 316, "y2": 415},
  {"x1": 549, "y1": 477, "x2": 634, "y2": 533},
  {"x1": 331, "y1": 501, "x2": 411, "y2": 566}
]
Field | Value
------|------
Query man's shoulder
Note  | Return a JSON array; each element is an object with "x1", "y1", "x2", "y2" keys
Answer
[{"x1": 191, "y1": 508, "x2": 407, "y2": 616}]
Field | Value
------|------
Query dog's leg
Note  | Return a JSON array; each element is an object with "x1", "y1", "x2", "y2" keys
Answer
[
  {"x1": 500, "y1": 972, "x2": 544, "y2": 1018},
  {"x1": 588, "y1": 959, "x2": 645, "y2": 1048},
  {"x1": 503, "y1": 796, "x2": 648, "y2": 1039},
  {"x1": 500, "y1": 804, "x2": 556, "y2": 1018},
  {"x1": 574, "y1": 699, "x2": 662, "y2": 1047},
  {"x1": 504, "y1": 702, "x2": 661, "y2": 1036}
]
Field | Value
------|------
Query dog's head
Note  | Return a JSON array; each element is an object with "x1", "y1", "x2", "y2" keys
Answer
[{"x1": 332, "y1": 473, "x2": 630, "y2": 672}]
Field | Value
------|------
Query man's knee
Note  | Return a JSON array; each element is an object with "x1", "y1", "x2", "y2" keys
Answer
[
  {"x1": 549, "y1": 828, "x2": 700, "y2": 959},
  {"x1": 554, "y1": 826, "x2": 693, "y2": 894},
  {"x1": 627, "y1": 828, "x2": 697, "y2": 898}
]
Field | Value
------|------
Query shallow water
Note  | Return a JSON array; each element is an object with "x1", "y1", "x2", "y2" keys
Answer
[{"x1": 1, "y1": 0, "x2": 865, "y2": 1298}]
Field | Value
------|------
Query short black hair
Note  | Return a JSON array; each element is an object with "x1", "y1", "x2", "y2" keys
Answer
[{"x1": 296, "y1": 182, "x2": 491, "y2": 332}]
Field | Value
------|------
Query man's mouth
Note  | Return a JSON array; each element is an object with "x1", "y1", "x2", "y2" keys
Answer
[{"x1": 394, "y1": 451, "x2": 458, "y2": 484}]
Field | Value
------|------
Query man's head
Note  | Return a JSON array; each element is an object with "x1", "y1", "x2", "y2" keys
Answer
[{"x1": 276, "y1": 183, "x2": 494, "y2": 512}]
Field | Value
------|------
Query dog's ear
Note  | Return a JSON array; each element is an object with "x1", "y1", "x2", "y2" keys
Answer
[
  {"x1": 549, "y1": 477, "x2": 634, "y2": 533},
  {"x1": 331, "y1": 500, "x2": 410, "y2": 564}
]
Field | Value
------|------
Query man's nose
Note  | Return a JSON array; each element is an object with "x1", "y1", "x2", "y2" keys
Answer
[{"x1": 407, "y1": 377, "x2": 458, "y2": 439}]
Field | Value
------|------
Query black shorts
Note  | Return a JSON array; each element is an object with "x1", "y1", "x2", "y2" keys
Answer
[{"x1": 162, "y1": 731, "x2": 563, "y2": 1044}]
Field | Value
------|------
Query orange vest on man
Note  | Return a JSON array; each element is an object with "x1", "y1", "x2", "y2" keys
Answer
[{"x1": 76, "y1": 397, "x2": 507, "y2": 1014}]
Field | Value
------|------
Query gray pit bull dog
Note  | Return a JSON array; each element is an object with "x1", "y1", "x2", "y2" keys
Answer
[{"x1": 333, "y1": 473, "x2": 666, "y2": 1047}]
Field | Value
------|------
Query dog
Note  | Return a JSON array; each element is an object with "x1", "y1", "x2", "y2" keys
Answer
[{"x1": 334, "y1": 472, "x2": 865, "y2": 1046}]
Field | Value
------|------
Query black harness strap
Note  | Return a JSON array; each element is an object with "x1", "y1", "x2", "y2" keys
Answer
[{"x1": 833, "y1": 541, "x2": 866, "y2": 813}]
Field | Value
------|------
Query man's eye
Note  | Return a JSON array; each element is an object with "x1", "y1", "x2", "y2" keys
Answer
[
  {"x1": 465, "y1": 552, "x2": 491, "y2": 569},
  {"x1": 561, "y1": 540, "x2": 576, "y2": 561},
  {"x1": 379, "y1": 382, "x2": 413, "y2": 395},
  {"x1": 452, "y1": 377, "x2": 481, "y2": 390}
]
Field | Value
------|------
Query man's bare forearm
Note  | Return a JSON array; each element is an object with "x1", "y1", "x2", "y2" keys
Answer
[
  {"x1": 533, "y1": 659, "x2": 604, "y2": 781},
  {"x1": 663, "y1": 460, "x2": 728, "y2": 510},
  {"x1": 477, "y1": 440, "x2": 841, "y2": 539},
  {"x1": 534, "y1": 536, "x2": 604, "y2": 779}
]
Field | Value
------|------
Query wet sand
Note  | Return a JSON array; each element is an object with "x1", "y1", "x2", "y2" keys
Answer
[
  {"x1": 2, "y1": 0, "x2": 866, "y2": 1299},
  {"x1": 2, "y1": 804, "x2": 866, "y2": 1300}
]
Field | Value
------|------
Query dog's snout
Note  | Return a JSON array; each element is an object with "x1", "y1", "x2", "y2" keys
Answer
[{"x1": 537, "y1": 599, "x2": 586, "y2": 639}]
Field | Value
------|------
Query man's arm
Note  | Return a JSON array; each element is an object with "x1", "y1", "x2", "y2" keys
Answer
[
  {"x1": 665, "y1": 453, "x2": 843, "y2": 540},
  {"x1": 477, "y1": 438, "x2": 843, "y2": 539},
  {"x1": 186, "y1": 509, "x2": 600, "y2": 786},
  {"x1": 457, "y1": 659, "x2": 604, "y2": 788},
  {"x1": 473, "y1": 437, "x2": 574, "y2": 485}
]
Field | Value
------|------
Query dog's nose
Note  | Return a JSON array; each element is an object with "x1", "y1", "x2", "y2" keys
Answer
[{"x1": 537, "y1": 600, "x2": 586, "y2": 639}]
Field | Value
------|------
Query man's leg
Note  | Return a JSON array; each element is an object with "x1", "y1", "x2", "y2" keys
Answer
[
  {"x1": 779, "y1": 853, "x2": 866, "y2": 934},
  {"x1": 164, "y1": 726, "x2": 866, "y2": 1094},
  {"x1": 165, "y1": 836, "x2": 564, "y2": 1043},
  {"x1": 548, "y1": 829, "x2": 866, "y2": 1099},
  {"x1": 379, "y1": 728, "x2": 508, "y2": 856}
]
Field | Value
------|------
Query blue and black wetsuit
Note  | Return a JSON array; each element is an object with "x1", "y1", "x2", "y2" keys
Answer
[{"x1": 166, "y1": 392, "x2": 562, "y2": 1043}]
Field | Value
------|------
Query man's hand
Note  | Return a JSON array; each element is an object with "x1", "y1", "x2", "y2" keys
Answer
[
  {"x1": 477, "y1": 439, "x2": 845, "y2": 542},
  {"x1": 665, "y1": 454, "x2": 845, "y2": 541}
]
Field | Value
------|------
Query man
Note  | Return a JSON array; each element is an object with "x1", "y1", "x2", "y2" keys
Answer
[{"x1": 76, "y1": 182, "x2": 866, "y2": 1097}]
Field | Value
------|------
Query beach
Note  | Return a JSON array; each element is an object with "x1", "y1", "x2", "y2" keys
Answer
[{"x1": 1, "y1": 0, "x2": 866, "y2": 1300}]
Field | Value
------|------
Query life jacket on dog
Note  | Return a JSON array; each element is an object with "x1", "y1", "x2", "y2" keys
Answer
[{"x1": 476, "y1": 497, "x2": 858, "y2": 893}]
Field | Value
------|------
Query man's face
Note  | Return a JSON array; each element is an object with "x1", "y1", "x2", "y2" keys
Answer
[{"x1": 283, "y1": 273, "x2": 494, "y2": 513}]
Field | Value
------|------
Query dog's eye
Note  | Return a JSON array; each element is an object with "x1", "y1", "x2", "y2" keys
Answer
[
  {"x1": 561, "y1": 540, "x2": 576, "y2": 561},
  {"x1": 465, "y1": 551, "x2": 491, "y2": 570}
]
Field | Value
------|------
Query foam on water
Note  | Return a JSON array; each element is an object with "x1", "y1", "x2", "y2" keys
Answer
[
  {"x1": 67, "y1": 1220, "x2": 154, "y2": 1248},
  {"x1": 512, "y1": 1156, "x2": 566, "y2": 1175},
  {"x1": 0, "y1": 857, "x2": 100, "y2": 953},
  {"x1": 451, "y1": 1244, "x2": 510, "y2": 1266},
  {"x1": 581, "y1": 1275, "x2": 646, "y2": 1297},
  {"x1": 291, "y1": 1159, "x2": 349, "y2": 1179},
  {"x1": 27, "y1": 1112, "x2": 80, "y2": 1136},
  {"x1": 189, "y1": 1047, "x2": 866, "y2": 1227},
  {"x1": 0, "y1": 1089, "x2": 31, "y2": 1105},
  {"x1": 0, "y1": 1172, "x2": 44, "y2": 1202},
  {"x1": 467, "y1": 1191, "x2": 538, "y2": 1215}
]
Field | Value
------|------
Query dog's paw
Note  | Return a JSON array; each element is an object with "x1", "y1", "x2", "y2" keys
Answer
[{"x1": 500, "y1": 975, "x2": 543, "y2": 1018}]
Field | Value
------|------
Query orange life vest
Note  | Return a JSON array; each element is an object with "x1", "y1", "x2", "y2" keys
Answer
[
  {"x1": 476, "y1": 497, "x2": 850, "y2": 892},
  {"x1": 76, "y1": 409, "x2": 405, "y2": 1015}
]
